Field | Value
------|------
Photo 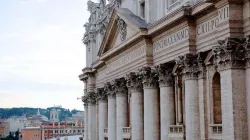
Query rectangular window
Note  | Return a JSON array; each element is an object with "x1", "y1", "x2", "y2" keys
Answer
[
  {"x1": 66, "y1": 130, "x2": 68, "y2": 133},
  {"x1": 140, "y1": 1, "x2": 145, "y2": 18}
]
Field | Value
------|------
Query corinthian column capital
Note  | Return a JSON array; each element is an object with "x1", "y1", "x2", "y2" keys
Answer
[
  {"x1": 139, "y1": 67, "x2": 158, "y2": 88},
  {"x1": 87, "y1": 92, "x2": 97, "y2": 105},
  {"x1": 82, "y1": 95, "x2": 89, "y2": 106},
  {"x1": 126, "y1": 72, "x2": 143, "y2": 92},
  {"x1": 104, "y1": 82, "x2": 115, "y2": 99},
  {"x1": 155, "y1": 63, "x2": 174, "y2": 87},
  {"x1": 245, "y1": 35, "x2": 250, "y2": 68},
  {"x1": 212, "y1": 37, "x2": 246, "y2": 71},
  {"x1": 96, "y1": 88, "x2": 107, "y2": 102},
  {"x1": 113, "y1": 78, "x2": 128, "y2": 97}
]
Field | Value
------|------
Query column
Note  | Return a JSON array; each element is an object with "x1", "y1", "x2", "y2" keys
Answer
[
  {"x1": 183, "y1": 54, "x2": 200, "y2": 140},
  {"x1": 83, "y1": 100, "x2": 88, "y2": 140},
  {"x1": 156, "y1": 64, "x2": 175, "y2": 140},
  {"x1": 213, "y1": 37, "x2": 248, "y2": 140},
  {"x1": 114, "y1": 78, "x2": 128, "y2": 140},
  {"x1": 127, "y1": 72, "x2": 144, "y2": 140},
  {"x1": 97, "y1": 88, "x2": 108, "y2": 140},
  {"x1": 105, "y1": 83, "x2": 116, "y2": 140},
  {"x1": 140, "y1": 67, "x2": 160, "y2": 140},
  {"x1": 245, "y1": 36, "x2": 250, "y2": 139},
  {"x1": 88, "y1": 92, "x2": 97, "y2": 140}
]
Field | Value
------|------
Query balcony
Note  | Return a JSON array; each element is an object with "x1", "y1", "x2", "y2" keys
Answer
[
  {"x1": 168, "y1": 125, "x2": 184, "y2": 139},
  {"x1": 104, "y1": 128, "x2": 108, "y2": 138},
  {"x1": 209, "y1": 124, "x2": 222, "y2": 140},
  {"x1": 122, "y1": 127, "x2": 131, "y2": 139}
]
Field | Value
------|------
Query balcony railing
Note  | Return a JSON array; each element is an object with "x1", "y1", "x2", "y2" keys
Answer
[
  {"x1": 122, "y1": 127, "x2": 131, "y2": 139},
  {"x1": 210, "y1": 124, "x2": 222, "y2": 134},
  {"x1": 168, "y1": 125, "x2": 184, "y2": 139},
  {"x1": 209, "y1": 124, "x2": 222, "y2": 140},
  {"x1": 104, "y1": 128, "x2": 108, "y2": 138}
]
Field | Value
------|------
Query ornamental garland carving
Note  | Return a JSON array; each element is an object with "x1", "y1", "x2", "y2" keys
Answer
[
  {"x1": 126, "y1": 72, "x2": 143, "y2": 92},
  {"x1": 139, "y1": 67, "x2": 158, "y2": 88},
  {"x1": 116, "y1": 17, "x2": 127, "y2": 41},
  {"x1": 212, "y1": 37, "x2": 246, "y2": 70},
  {"x1": 155, "y1": 63, "x2": 174, "y2": 87}
]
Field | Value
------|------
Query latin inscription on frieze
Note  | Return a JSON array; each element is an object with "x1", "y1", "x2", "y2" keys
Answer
[
  {"x1": 108, "y1": 45, "x2": 146, "y2": 72},
  {"x1": 196, "y1": 5, "x2": 229, "y2": 37},
  {"x1": 153, "y1": 27, "x2": 189, "y2": 53}
]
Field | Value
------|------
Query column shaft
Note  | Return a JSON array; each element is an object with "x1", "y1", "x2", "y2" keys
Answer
[
  {"x1": 98, "y1": 101, "x2": 108, "y2": 140},
  {"x1": 108, "y1": 97, "x2": 116, "y2": 140},
  {"x1": 247, "y1": 68, "x2": 250, "y2": 138},
  {"x1": 160, "y1": 86, "x2": 175, "y2": 140},
  {"x1": 131, "y1": 90, "x2": 144, "y2": 140},
  {"x1": 88, "y1": 104, "x2": 97, "y2": 140},
  {"x1": 116, "y1": 95, "x2": 128, "y2": 140},
  {"x1": 84, "y1": 105, "x2": 88, "y2": 140},
  {"x1": 143, "y1": 87, "x2": 160, "y2": 140},
  {"x1": 185, "y1": 79, "x2": 200, "y2": 140}
]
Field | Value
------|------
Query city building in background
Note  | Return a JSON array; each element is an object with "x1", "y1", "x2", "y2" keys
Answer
[
  {"x1": 79, "y1": 0, "x2": 250, "y2": 140},
  {"x1": 21, "y1": 127, "x2": 42, "y2": 140},
  {"x1": 41, "y1": 122, "x2": 84, "y2": 140},
  {"x1": 0, "y1": 119, "x2": 10, "y2": 138}
]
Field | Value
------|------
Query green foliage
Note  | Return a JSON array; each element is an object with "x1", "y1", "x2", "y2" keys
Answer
[{"x1": 0, "y1": 107, "x2": 83, "y2": 121}]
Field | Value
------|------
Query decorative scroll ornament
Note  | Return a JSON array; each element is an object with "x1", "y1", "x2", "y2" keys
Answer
[
  {"x1": 126, "y1": 72, "x2": 143, "y2": 92},
  {"x1": 212, "y1": 37, "x2": 246, "y2": 71},
  {"x1": 116, "y1": 17, "x2": 127, "y2": 41},
  {"x1": 139, "y1": 67, "x2": 158, "y2": 88},
  {"x1": 113, "y1": 78, "x2": 128, "y2": 97},
  {"x1": 155, "y1": 63, "x2": 174, "y2": 87}
]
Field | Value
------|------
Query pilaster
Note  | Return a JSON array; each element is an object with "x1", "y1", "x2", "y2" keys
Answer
[{"x1": 212, "y1": 37, "x2": 248, "y2": 140}]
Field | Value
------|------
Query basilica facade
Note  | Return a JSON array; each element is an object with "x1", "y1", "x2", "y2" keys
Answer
[{"x1": 79, "y1": 0, "x2": 250, "y2": 140}]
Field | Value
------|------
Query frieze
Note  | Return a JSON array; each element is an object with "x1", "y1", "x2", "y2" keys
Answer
[
  {"x1": 108, "y1": 45, "x2": 146, "y2": 72},
  {"x1": 196, "y1": 5, "x2": 229, "y2": 38},
  {"x1": 153, "y1": 27, "x2": 189, "y2": 53}
]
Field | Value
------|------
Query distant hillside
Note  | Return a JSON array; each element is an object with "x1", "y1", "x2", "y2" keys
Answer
[{"x1": 0, "y1": 107, "x2": 83, "y2": 121}]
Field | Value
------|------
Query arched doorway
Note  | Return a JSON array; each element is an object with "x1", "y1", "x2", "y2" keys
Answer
[{"x1": 212, "y1": 72, "x2": 222, "y2": 124}]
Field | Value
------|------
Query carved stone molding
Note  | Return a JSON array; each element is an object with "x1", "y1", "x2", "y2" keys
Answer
[
  {"x1": 126, "y1": 72, "x2": 143, "y2": 93},
  {"x1": 104, "y1": 82, "x2": 115, "y2": 99},
  {"x1": 113, "y1": 78, "x2": 128, "y2": 97},
  {"x1": 116, "y1": 17, "x2": 127, "y2": 41},
  {"x1": 155, "y1": 63, "x2": 174, "y2": 87},
  {"x1": 139, "y1": 67, "x2": 158, "y2": 89},
  {"x1": 96, "y1": 88, "x2": 107, "y2": 102},
  {"x1": 212, "y1": 37, "x2": 246, "y2": 71},
  {"x1": 245, "y1": 35, "x2": 250, "y2": 68},
  {"x1": 87, "y1": 92, "x2": 97, "y2": 105}
]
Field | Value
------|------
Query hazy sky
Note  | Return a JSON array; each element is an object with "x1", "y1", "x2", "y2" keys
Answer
[{"x1": 0, "y1": 0, "x2": 98, "y2": 110}]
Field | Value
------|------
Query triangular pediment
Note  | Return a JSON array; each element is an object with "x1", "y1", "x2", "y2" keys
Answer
[{"x1": 98, "y1": 8, "x2": 148, "y2": 57}]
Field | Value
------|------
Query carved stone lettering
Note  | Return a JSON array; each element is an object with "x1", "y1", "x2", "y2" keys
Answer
[{"x1": 153, "y1": 27, "x2": 189, "y2": 53}]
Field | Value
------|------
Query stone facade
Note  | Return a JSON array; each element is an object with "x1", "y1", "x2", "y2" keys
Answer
[{"x1": 79, "y1": 0, "x2": 250, "y2": 140}]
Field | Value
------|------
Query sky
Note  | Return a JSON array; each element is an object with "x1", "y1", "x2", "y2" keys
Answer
[{"x1": 0, "y1": 0, "x2": 98, "y2": 110}]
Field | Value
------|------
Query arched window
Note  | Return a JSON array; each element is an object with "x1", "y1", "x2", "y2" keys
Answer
[{"x1": 212, "y1": 72, "x2": 222, "y2": 124}]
